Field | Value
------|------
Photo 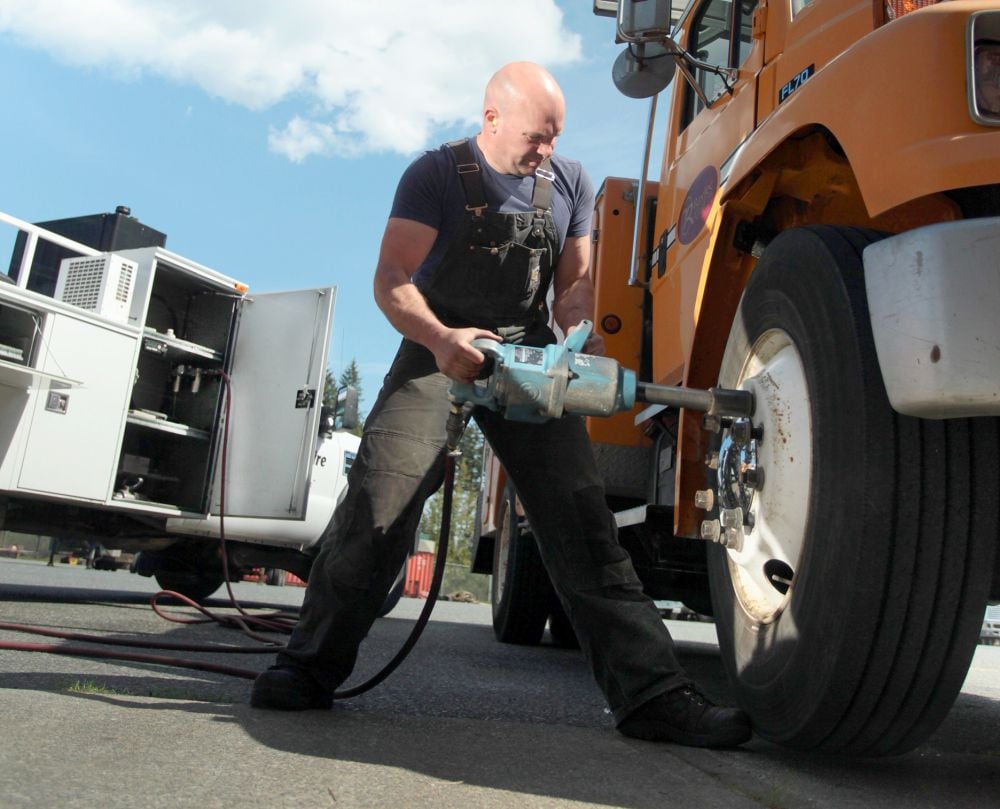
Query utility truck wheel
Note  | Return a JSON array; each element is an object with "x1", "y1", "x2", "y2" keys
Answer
[
  {"x1": 153, "y1": 548, "x2": 226, "y2": 601},
  {"x1": 707, "y1": 226, "x2": 997, "y2": 755},
  {"x1": 491, "y1": 484, "x2": 553, "y2": 644}
]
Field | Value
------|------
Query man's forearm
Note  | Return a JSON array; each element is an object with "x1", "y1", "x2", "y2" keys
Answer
[
  {"x1": 375, "y1": 278, "x2": 449, "y2": 349},
  {"x1": 552, "y1": 279, "x2": 595, "y2": 334}
]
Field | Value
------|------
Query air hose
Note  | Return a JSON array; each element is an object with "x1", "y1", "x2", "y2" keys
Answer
[{"x1": 0, "y1": 403, "x2": 472, "y2": 698}]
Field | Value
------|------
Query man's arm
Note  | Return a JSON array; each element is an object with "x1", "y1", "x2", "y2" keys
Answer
[
  {"x1": 551, "y1": 234, "x2": 605, "y2": 355},
  {"x1": 374, "y1": 217, "x2": 500, "y2": 381}
]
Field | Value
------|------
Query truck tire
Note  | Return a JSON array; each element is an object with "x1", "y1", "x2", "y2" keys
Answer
[
  {"x1": 154, "y1": 566, "x2": 225, "y2": 602},
  {"x1": 491, "y1": 484, "x2": 552, "y2": 644},
  {"x1": 707, "y1": 225, "x2": 997, "y2": 755}
]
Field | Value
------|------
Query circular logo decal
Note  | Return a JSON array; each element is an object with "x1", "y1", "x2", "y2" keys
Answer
[{"x1": 677, "y1": 165, "x2": 719, "y2": 245}]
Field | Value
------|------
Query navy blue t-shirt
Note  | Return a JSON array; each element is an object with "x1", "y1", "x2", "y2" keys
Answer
[{"x1": 389, "y1": 137, "x2": 595, "y2": 287}]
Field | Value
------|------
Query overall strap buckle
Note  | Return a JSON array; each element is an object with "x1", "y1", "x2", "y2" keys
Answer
[
  {"x1": 532, "y1": 157, "x2": 554, "y2": 214},
  {"x1": 447, "y1": 139, "x2": 489, "y2": 217}
]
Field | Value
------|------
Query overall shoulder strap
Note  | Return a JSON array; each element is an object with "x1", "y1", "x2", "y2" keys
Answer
[
  {"x1": 446, "y1": 139, "x2": 488, "y2": 216},
  {"x1": 531, "y1": 157, "x2": 554, "y2": 213}
]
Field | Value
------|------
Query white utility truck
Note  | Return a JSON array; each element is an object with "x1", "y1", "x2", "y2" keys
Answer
[{"x1": 0, "y1": 206, "x2": 365, "y2": 603}]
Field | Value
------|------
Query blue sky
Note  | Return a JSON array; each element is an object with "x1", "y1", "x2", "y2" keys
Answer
[{"x1": 0, "y1": 0, "x2": 666, "y2": 411}]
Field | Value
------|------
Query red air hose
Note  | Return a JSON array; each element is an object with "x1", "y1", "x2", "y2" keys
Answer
[{"x1": 0, "y1": 374, "x2": 463, "y2": 697}]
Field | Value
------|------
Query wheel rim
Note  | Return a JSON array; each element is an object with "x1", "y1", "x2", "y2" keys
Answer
[{"x1": 720, "y1": 327, "x2": 812, "y2": 623}]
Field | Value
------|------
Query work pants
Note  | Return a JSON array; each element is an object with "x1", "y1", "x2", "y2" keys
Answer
[{"x1": 278, "y1": 339, "x2": 692, "y2": 722}]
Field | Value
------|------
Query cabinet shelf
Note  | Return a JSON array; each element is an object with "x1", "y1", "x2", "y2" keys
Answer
[
  {"x1": 142, "y1": 328, "x2": 223, "y2": 362},
  {"x1": 126, "y1": 411, "x2": 210, "y2": 440},
  {"x1": 0, "y1": 357, "x2": 80, "y2": 391}
]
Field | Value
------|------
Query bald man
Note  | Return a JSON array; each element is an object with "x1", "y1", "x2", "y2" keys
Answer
[{"x1": 251, "y1": 62, "x2": 752, "y2": 749}]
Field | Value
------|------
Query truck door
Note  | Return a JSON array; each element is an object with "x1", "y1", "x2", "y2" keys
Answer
[
  {"x1": 209, "y1": 287, "x2": 335, "y2": 519},
  {"x1": 651, "y1": 0, "x2": 762, "y2": 382}
]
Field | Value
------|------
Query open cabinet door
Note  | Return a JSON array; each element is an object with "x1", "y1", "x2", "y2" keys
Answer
[{"x1": 209, "y1": 286, "x2": 334, "y2": 519}]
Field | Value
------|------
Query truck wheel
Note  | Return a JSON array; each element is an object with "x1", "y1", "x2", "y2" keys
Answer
[
  {"x1": 491, "y1": 484, "x2": 553, "y2": 644},
  {"x1": 707, "y1": 225, "x2": 997, "y2": 755},
  {"x1": 154, "y1": 566, "x2": 225, "y2": 602},
  {"x1": 146, "y1": 542, "x2": 227, "y2": 603}
]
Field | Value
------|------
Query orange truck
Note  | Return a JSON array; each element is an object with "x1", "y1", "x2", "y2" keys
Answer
[{"x1": 473, "y1": 0, "x2": 1000, "y2": 754}]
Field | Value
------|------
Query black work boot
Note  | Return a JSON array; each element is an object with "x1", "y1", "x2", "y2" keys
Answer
[
  {"x1": 617, "y1": 686, "x2": 752, "y2": 748},
  {"x1": 250, "y1": 665, "x2": 333, "y2": 711}
]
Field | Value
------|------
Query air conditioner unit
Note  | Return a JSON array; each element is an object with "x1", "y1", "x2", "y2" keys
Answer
[{"x1": 55, "y1": 254, "x2": 137, "y2": 324}]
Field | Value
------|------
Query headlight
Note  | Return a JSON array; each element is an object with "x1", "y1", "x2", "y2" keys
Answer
[
  {"x1": 884, "y1": 1, "x2": 939, "y2": 23},
  {"x1": 974, "y1": 41, "x2": 1000, "y2": 117},
  {"x1": 968, "y1": 12, "x2": 1000, "y2": 125}
]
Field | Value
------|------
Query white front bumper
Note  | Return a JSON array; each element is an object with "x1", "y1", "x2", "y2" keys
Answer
[{"x1": 864, "y1": 217, "x2": 1000, "y2": 418}]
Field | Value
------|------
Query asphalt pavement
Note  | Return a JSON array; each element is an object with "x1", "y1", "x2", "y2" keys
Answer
[{"x1": 1, "y1": 558, "x2": 998, "y2": 809}]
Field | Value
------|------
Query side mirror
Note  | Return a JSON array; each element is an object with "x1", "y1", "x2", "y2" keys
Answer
[
  {"x1": 337, "y1": 385, "x2": 359, "y2": 431},
  {"x1": 603, "y1": 0, "x2": 734, "y2": 104},
  {"x1": 600, "y1": 0, "x2": 679, "y2": 99},
  {"x1": 612, "y1": 42, "x2": 677, "y2": 99},
  {"x1": 616, "y1": 0, "x2": 674, "y2": 39},
  {"x1": 318, "y1": 405, "x2": 336, "y2": 437}
]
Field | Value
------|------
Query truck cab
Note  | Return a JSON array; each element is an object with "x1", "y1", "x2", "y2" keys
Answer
[{"x1": 476, "y1": 0, "x2": 1000, "y2": 755}]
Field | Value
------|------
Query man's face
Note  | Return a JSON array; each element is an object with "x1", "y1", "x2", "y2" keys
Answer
[{"x1": 491, "y1": 102, "x2": 563, "y2": 176}]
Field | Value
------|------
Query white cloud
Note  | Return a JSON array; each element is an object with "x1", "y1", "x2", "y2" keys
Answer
[{"x1": 0, "y1": 0, "x2": 582, "y2": 160}]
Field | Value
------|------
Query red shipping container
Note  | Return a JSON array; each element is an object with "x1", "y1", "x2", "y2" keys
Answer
[{"x1": 404, "y1": 551, "x2": 435, "y2": 598}]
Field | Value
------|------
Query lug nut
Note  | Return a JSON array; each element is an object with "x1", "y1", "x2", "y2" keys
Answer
[
  {"x1": 700, "y1": 519, "x2": 721, "y2": 542},
  {"x1": 743, "y1": 467, "x2": 764, "y2": 489},
  {"x1": 694, "y1": 489, "x2": 714, "y2": 511},
  {"x1": 723, "y1": 526, "x2": 743, "y2": 551},
  {"x1": 720, "y1": 507, "x2": 743, "y2": 530}
]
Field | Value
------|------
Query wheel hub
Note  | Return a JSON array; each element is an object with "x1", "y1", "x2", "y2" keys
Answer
[{"x1": 715, "y1": 328, "x2": 812, "y2": 623}]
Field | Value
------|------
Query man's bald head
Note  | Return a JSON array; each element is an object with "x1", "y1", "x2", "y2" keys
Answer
[
  {"x1": 477, "y1": 62, "x2": 566, "y2": 177},
  {"x1": 484, "y1": 62, "x2": 565, "y2": 115}
]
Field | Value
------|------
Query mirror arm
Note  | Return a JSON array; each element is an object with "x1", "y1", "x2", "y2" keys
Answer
[
  {"x1": 615, "y1": 24, "x2": 738, "y2": 104},
  {"x1": 674, "y1": 57, "x2": 711, "y2": 106},
  {"x1": 682, "y1": 52, "x2": 739, "y2": 96}
]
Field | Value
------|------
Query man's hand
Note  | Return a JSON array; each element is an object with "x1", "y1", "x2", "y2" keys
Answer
[{"x1": 429, "y1": 327, "x2": 502, "y2": 382}]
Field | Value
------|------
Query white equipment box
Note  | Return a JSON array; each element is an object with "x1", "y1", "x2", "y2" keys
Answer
[{"x1": 55, "y1": 253, "x2": 138, "y2": 325}]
